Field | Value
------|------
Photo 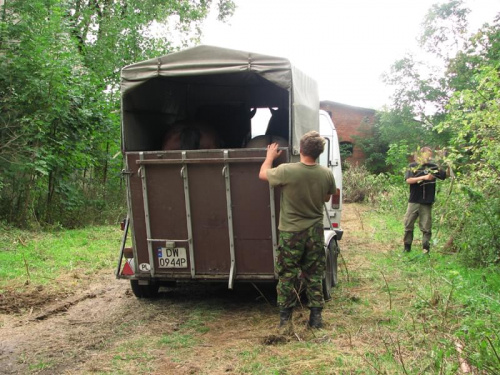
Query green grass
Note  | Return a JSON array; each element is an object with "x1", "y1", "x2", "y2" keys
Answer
[
  {"x1": 159, "y1": 332, "x2": 198, "y2": 349},
  {"x1": 109, "y1": 337, "x2": 157, "y2": 374},
  {"x1": 1, "y1": 206, "x2": 498, "y2": 374},
  {"x1": 363, "y1": 207, "x2": 500, "y2": 373},
  {"x1": 156, "y1": 307, "x2": 221, "y2": 354},
  {"x1": 0, "y1": 225, "x2": 121, "y2": 290},
  {"x1": 27, "y1": 360, "x2": 54, "y2": 371}
]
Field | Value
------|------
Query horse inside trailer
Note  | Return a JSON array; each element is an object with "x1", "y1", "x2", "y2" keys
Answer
[{"x1": 116, "y1": 45, "x2": 337, "y2": 299}]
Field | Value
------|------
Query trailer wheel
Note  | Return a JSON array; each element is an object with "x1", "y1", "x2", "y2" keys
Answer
[
  {"x1": 130, "y1": 280, "x2": 160, "y2": 299},
  {"x1": 322, "y1": 239, "x2": 339, "y2": 301}
]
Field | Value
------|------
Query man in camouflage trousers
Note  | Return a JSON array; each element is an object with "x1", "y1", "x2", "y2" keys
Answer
[{"x1": 259, "y1": 131, "x2": 335, "y2": 329}]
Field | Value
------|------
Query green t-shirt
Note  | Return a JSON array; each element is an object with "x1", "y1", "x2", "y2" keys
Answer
[{"x1": 266, "y1": 162, "x2": 335, "y2": 232}]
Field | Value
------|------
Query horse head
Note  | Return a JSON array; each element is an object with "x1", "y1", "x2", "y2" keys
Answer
[
  {"x1": 266, "y1": 108, "x2": 289, "y2": 140},
  {"x1": 162, "y1": 121, "x2": 221, "y2": 150}
]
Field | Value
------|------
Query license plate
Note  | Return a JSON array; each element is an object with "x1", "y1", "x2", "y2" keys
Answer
[{"x1": 157, "y1": 247, "x2": 188, "y2": 268}]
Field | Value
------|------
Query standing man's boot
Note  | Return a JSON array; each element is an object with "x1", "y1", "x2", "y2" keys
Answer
[
  {"x1": 308, "y1": 307, "x2": 323, "y2": 328},
  {"x1": 279, "y1": 307, "x2": 293, "y2": 327},
  {"x1": 404, "y1": 243, "x2": 411, "y2": 252},
  {"x1": 423, "y1": 244, "x2": 430, "y2": 254}
]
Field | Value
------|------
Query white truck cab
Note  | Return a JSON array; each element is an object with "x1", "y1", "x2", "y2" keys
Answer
[{"x1": 319, "y1": 110, "x2": 343, "y2": 238}]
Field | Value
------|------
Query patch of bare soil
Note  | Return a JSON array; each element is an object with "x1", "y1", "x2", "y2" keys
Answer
[
  {"x1": 0, "y1": 203, "x2": 389, "y2": 374},
  {"x1": 0, "y1": 271, "x2": 129, "y2": 374},
  {"x1": 1, "y1": 285, "x2": 71, "y2": 315}
]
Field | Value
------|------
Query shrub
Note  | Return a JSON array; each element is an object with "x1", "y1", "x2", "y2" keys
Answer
[
  {"x1": 342, "y1": 163, "x2": 388, "y2": 203},
  {"x1": 371, "y1": 169, "x2": 500, "y2": 267},
  {"x1": 433, "y1": 181, "x2": 500, "y2": 267}
]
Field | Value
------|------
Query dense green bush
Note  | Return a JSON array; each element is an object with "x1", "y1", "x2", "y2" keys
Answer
[
  {"x1": 342, "y1": 159, "x2": 499, "y2": 267},
  {"x1": 434, "y1": 182, "x2": 500, "y2": 266},
  {"x1": 342, "y1": 163, "x2": 385, "y2": 203},
  {"x1": 349, "y1": 1, "x2": 500, "y2": 268}
]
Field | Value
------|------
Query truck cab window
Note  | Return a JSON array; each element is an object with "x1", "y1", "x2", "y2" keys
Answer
[{"x1": 319, "y1": 137, "x2": 331, "y2": 167}]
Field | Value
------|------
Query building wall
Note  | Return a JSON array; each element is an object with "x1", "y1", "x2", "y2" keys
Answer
[{"x1": 320, "y1": 101, "x2": 375, "y2": 165}]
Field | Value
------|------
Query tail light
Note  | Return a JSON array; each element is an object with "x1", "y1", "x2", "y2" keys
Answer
[
  {"x1": 124, "y1": 247, "x2": 134, "y2": 259},
  {"x1": 331, "y1": 222, "x2": 339, "y2": 228},
  {"x1": 331, "y1": 188, "x2": 340, "y2": 209}
]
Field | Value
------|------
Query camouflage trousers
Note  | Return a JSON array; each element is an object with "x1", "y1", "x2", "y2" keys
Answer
[{"x1": 276, "y1": 222, "x2": 326, "y2": 309}]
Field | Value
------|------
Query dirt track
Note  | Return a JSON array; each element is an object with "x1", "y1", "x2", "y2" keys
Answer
[{"x1": 0, "y1": 204, "x2": 382, "y2": 374}]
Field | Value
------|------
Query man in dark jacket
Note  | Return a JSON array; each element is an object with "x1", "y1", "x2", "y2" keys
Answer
[{"x1": 404, "y1": 147, "x2": 447, "y2": 254}]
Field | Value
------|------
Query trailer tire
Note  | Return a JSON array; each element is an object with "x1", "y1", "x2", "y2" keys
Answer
[
  {"x1": 322, "y1": 238, "x2": 339, "y2": 301},
  {"x1": 130, "y1": 280, "x2": 160, "y2": 299}
]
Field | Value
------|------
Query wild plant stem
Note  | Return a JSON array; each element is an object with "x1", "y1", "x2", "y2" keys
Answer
[
  {"x1": 339, "y1": 252, "x2": 350, "y2": 282},
  {"x1": 22, "y1": 253, "x2": 31, "y2": 284},
  {"x1": 485, "y1": 336, "x2": 500, "y2": 365},
  {"x1": 441, "y1": 283, "x2": 455, "y2": 327},
  {"x1": 251, "y1": 283, "x2": 271, "y2": 306},
  {"x1": 359, "y1": 353, "x2": 385, "y2": 375},
  {"x1": 380, "y1": 271, "x2": 392, "y2": 310}
]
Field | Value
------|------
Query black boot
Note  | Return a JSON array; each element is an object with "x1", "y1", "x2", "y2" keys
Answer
[
  {"x1": 279, "y1": 308, "x2": 293, "y2": 327},
  {"x1": 423, "y1": 244, "x2": 430, "y2": 254},
  {"x1": 404, "y1": 243, "x2": 411, "y2": 252},
  {"x1": 308, "y1": 307, "x2": 323, "y2": 329}
]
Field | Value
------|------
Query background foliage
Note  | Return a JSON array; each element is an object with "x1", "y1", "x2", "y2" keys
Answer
[
  {"x1": 353, "y1": 1, "x2": 499, "y2": 267},
  {"x1": 1, "y1": 0, "x2": 498, "y2": 267},
  {"x1": 0, "y1": 0, "x2": 234, "y2": 228}
]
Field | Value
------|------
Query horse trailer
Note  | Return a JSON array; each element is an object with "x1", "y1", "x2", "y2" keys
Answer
[{"x1": 116, "y1": 45, "x2": 343, "y2": 300}]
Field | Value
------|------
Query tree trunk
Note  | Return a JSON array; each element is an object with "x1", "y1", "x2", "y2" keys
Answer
[{"x1": 102, "y1": 141, "x2": 109, "y2": 186}]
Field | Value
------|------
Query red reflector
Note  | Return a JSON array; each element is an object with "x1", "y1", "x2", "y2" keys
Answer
[
  {"x1": 122, "y1": 261, "x2": 134, "y2": 275},
  {"x1": 332, "y1": 223, "x2": 339, "y2": 228},
  {"x1": 331, "y1": 188, "x2": 340, "y2": 209}
]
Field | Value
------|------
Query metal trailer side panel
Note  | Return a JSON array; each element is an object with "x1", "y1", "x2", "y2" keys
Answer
[
  {"x1": 125, "y1": 149, "x2": 286, "y2": 282},
  {"x1": 187, "y1": 161, "x2": 231, "y2": 275},
  {"x1": 230, "y1": 161, "x2": 275, "y2": 275}
]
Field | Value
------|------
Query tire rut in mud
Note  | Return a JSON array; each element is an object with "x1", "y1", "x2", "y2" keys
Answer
[{"x1": 1, "y1": 278, "x2": 131, "y2": 374}]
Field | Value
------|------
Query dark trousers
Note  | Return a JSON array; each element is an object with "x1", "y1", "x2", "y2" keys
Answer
[{"x1": 404, "y1": 202, "x2": 432, "y2": 249}]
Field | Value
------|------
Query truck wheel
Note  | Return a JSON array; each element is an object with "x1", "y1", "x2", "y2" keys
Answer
[
  {"x1": 322, "y1": 239, "x2": 339, "y2": 301},
  {"x1": 330, "y1": 239, "x2": 339, "y2": 287},
  {"x1": 130, "y1": 280, "x2": 160, "y2": 298}
]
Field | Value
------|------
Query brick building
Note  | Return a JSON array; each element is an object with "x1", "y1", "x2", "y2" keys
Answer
[{"x1": 320, "y1": 100, "x2": 376, "y2": 165}]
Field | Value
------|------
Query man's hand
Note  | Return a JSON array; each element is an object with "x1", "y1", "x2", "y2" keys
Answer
[
  {"x1": 406, "y1": 173, "x2": 436, "y2": 184},
  {"x1": 259, "y1": 143, "x2": 282, "y2": 181},
  {"x1": 266, "y1": 143, "x2": 283, "y2": 161}
]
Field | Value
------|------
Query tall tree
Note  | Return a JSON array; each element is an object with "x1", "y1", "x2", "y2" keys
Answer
[
  {"x1": 379, "y1": 0, "x2": 499, "y2": 266},
  {"x1": 0, "y1": 0, "x2": 235, "y2": 226},
  {"x1": 68, "y1": 0, "x2": 234, "y2": 91},
  {"x1": 378, "y1": 1, "x2": 498, "y2": 169}
]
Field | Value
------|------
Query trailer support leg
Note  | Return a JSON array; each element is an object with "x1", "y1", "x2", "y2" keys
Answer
[
  {"x1": 115, "y1": 216, "x2": 130, "y2": 278},
  {"x1": 223, "y1": 150, "x2": 236, "y2": 289},
  {"x1": 181, "y1": 152, "x2": 196, "y2": 279},
  {"x1": 139, "y1": 152, "x2": 156, "y2": 277}
]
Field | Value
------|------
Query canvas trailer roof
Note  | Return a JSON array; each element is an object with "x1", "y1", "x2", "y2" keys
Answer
[{"x1": 120, "y1": 45, "x2": 319, "y2": 153}]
